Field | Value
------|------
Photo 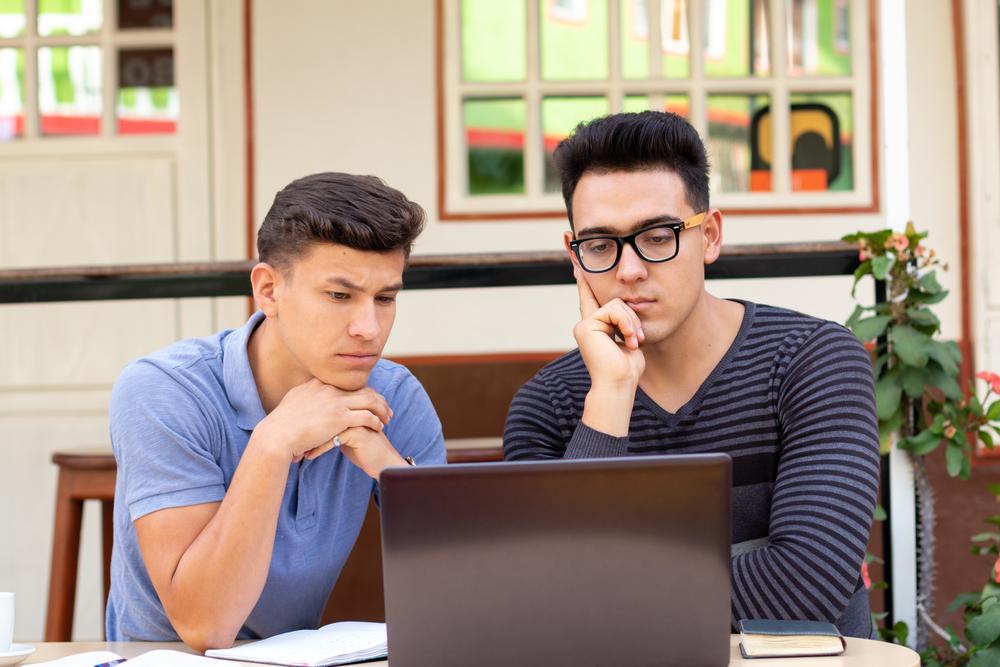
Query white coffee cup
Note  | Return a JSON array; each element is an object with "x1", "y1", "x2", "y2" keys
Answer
[{"x1": 0, "y1": 592, "x2": 13, "y2": 652}]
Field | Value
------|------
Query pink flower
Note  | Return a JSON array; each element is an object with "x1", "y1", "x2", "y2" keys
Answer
[
  {"x1": 914, "y1": 245, "x2": 926, "y2": 257},
  {"x1": 861, "y1": 561, "x2": 872, "y2": 589},
  {"x1": 944, "y1": 425, "x2": 957, "y2": 439},
  {"x1": 892, "y1": 234, "x2": 909, "y2": 252},
  {"x1": 993, "y1": 557, "x2": 1000, "y2": 584},
  {"x1": 977, "y1": 371, "x2": 1000, "y2": 394},
  {"x1": 858, "y1": 248, "x2": 870, "y2": 262}
]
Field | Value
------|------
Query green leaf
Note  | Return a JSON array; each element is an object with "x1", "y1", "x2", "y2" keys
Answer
[
  {"x1": 918, "y1": 270, "x2": 944, "y2": 294},
  {"x1": 929, "y1": 340, "x2": 962, "y2": 376},
  {"x1": 952, "y1": 592, "x2": 983, "y2": 612},
  {"x1": 872, "y1": 255, "x2": 893, "y2": 280},
  {"x1": 875, "y1": 373, "x2": 903, "y2": 421},
  {"x1": 879, "y1": 409, "x2": 904, "y2": 454},
  {"x1": 901, "y1": 366, "x2": 929, "y2": 398},
  {"x1": 852, "y1": 315, "x2": 892, "y2": 342},
  {"x1": 903, "y1": 429, "x2": 942, "y2": 456},
  {"x1": 871, "y1": 611, "x2": 889, "y2": 621},
  {"x1": 972, "y1": 533, "x2": 1000, "y2": 542},
  {"x1": 873, "y1": 504, "x2": 887, "y2": 521},
  {"x1": 989, "y1": 401, "x2": 1000, "y2": 421},
  {"x1": 910, "y1": 290, "x2": 949, "y2": 305},
  {"x1": 947, "y1": 441, "x2": 965, "y2": 477},
  {"x1": 968, "y1": 604, "x2": 1000, "y2": 646},
  {"x1": 873, "y1": 354, "x2": 889, "y2": 378},
  {"x1": 927, "y1": 364, "x2": 964, "y2": 401},
  {"x1": 872, "y1": 581, "x2": 888, "y2": 590},
  {"x1": 907, "y1": 307, "x2": 941, "y2": 331},
  {"x1": 971, "y1": 647, "x2": 1000, "y2": 667},
  {"x1": 892, "y1": 325, "x2": 932, "y2": 367},
  {"x1": 983, "y1": 431, "x2": 995, "y2": 449},
  {"x1": 851, "y1": 259, "x2": 873, "y2": 297},
  {"x1": 892, "y1": 621, "x2": 909, "y2": 645},
  {"x1": 845, "y1": 305, "x2": 864, "y2": 330}
]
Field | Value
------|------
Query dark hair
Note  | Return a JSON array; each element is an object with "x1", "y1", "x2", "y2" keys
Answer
[
  {"x1": 553, "y1": 111, "x2": 710, "y2": 226},
  {"x1": 257, "y1": 172, "x2": 425, "y2": 269}
]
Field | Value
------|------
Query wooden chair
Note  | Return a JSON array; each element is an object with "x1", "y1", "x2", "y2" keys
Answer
[{"x1": 45, "y1": 450, "x2": 116, "y2": 641}]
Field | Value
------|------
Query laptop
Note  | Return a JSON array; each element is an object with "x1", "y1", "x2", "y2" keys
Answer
[{"x1": 379, "y1": 454, "x2": 732, "y2": 667}]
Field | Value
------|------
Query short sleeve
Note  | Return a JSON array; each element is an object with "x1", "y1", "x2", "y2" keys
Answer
[
  {"x1": 381, "y1": 369, "x2": 446, "y2": 466},
  {"x1": 109, "y1": 360, "x2": 227, "y2": 521}
]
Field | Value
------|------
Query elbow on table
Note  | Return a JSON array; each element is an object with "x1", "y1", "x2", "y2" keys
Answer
[{"x1": 173, "y1": 618, "x2": 239, "y2": 654}]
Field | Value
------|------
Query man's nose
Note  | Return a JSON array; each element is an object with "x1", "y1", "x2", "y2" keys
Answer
[
  {"x1": 347, "y1": 302, "x2": 380, "y2": 340},
  {"x1": 615, "y1": 243, "x2": 648, "y2": 282}
]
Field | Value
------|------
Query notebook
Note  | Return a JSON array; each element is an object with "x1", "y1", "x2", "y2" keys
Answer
[
  {"x1": 205, "y1": 621, "x2": 387, "y2": 666},
  {"x1": 738, "y1": 619, "x2": 846, "y2": 658}
]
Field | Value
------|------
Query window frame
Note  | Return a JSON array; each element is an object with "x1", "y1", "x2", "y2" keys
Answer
[
  {"x1": 0, "y1": 0, "x2": 178, "y2": 146},
  {"x1": 437, "y1": 0, "x2": 879, "y2": 220}
]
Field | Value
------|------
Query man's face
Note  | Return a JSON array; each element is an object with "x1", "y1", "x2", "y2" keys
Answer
[
  {"x1": 269, "y1": 243, "x2": 405, "y2": 391},
  {"x1": 564, "y1": 169, "x2": 719, "y2": 346}
]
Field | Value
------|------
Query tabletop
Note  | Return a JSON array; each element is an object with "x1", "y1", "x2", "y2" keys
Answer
[{"x1": 21, "y1": 635, "x2": 920, "y2": 666}]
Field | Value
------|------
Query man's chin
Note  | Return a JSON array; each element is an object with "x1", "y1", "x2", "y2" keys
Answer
[{"x1": 316, "y1": 367, "x2": 374, "y2": 391}]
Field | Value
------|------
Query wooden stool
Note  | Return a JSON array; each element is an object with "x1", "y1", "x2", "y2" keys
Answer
[{"x1": 45, "y1": 450, "x2": 117, "y2": 641}]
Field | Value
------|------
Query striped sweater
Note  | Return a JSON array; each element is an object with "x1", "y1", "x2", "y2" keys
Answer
[{"x1": 503, "y1": 301, "x2": 880, "y2": 638}]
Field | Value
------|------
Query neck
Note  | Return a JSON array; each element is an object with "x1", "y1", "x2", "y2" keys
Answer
[
  {"x1": 640, "y1": 293, "x2": 744, "y2": 393},
  {"x1": 247, "y1": 317, "x2": 311, "y2": 414}
]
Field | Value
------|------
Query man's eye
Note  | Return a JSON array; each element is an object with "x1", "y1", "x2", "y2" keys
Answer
[
  {"x1": 329, "y1": 292, "x2": 349, "y2": 300},
  {"x1": 644, "y1": 233, "x2": 671, "y2": 245},
  {"x1": 583, "y1": 241, "x2": 612, "y2": 255},
  {"x1": 376, "y1": 295, "x2": 397, "y2": 304}
]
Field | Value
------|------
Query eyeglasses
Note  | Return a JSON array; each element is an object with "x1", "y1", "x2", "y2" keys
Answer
[{"x1": 569, "y1": 212, "x2": 706, "y2": 273}]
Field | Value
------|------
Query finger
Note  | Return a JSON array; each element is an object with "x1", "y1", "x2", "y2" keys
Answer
[
  {"x1": 574, "y1": 266, "x2": 601, "y2": 320},
  {"x1": 304, "y1": 441, "x2": 335, "y2": 460},
  {"x1": 344, "y1": 409, "x2": 385, "y2": 433},
  {"x1": 599, "y1": 300, "x2": 644, "y2": 349},
  {"x1": 340, "y1": 391, "x2": 392, "y2": 424}
]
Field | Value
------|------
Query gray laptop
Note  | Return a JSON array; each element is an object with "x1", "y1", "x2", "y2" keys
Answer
[{"x1": 379, "y1": 454, "x2": 732, "y2": 667}]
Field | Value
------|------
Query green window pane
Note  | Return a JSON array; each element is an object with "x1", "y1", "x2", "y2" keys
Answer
[
  {"x1": 0, "y1": 0, "x2": 26, "y2": 38},
  {"x1": 38, "y1": 0, "x2": 102, "y2": 37},
  {"x1": 543, "y1": 96, "x2": 609, "y2": 191},
  {"x1": 38, "y1": 46, "x2": 102, "y2": 135},
  {"x1": 621, "y1": 0, "x2": 648, "y2": 79},
  {"x1": 464, "y1": 98, "x2": 526, "y2": 195},
  {"x1": 704, "y1": 0, "x2": 769, "y2": 78},
  {"x1": 462, "y1": 0, "x2": 526, "y2": 82},
  {"x1": 661, "y1": 0, "x2": 690, "y2": 77},
  {"x1": 0, "y1": 48, "x2": 24, "y2": 140},
  {"x1": 788, "y1": 92, "x2": 853, "y2": 191},
  {"x1": 541, "y1": 0, "x2": 609, "y2": 81},
  {"x1": 664, "y1": 93, "x2": 689, "y2": 117},
  {"x1": 787, "y1": 0, "x2": 852, "y2": 76},
  {"x1": 707, "y1": 94, "x2": 771, "y2": 192},
  {"x1": 117, "y1": 48, "x2": 177, "y2": 134},
  {"x1": 623, "y1": 95, "x2": 649, "y2": 113}
]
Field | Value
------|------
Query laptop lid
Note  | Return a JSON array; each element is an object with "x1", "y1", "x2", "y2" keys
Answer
[{"x1": 379, "y1": 454, "x2": 732, "y2": 667}]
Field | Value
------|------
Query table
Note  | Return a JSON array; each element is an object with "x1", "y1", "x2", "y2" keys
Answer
[{"x1": 22, "y1": 636, "x2": 919, "y2": 666}]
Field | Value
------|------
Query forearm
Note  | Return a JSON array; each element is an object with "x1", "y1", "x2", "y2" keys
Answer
[{"x1": 165, "y1": 434, "x2": 288, "y2": 649}]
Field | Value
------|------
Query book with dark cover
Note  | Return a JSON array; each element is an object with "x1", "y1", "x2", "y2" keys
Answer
[{"x1": 738, "y1": 619, "x2": 846, "y2": 659}]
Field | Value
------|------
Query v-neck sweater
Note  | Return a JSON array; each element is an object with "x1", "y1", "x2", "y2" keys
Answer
[{"x1": 503, "y1": 301, "x2": 880, "y2": 638}]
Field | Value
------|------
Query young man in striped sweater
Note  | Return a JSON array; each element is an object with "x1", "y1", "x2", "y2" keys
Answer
[{"x1": 503, "y1": 111, "x2": 880, "y2": 638}]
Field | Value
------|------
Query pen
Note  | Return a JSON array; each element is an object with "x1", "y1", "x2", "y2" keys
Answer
[{"x1": 93, "y1": 659, "x2": 127, "y2": 667}]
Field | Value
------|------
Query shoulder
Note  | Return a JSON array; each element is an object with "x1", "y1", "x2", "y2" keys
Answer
[
  {"x1": 368, "y1": 358, "x2": 425, "y2": 400},
  {"x1": 110, "y1": 331, "x2": 228, "y2": 420},
  {"x1": 750, "y1": 303, "x2": 866, "y2": 359},
  {"x1": 511, "y1": 350, "x2": 589, "y2": 408}
]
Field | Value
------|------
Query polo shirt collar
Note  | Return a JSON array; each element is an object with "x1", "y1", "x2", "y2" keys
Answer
[{"x1": 224, "y1": 310, "x2": 268, "y2": 431}]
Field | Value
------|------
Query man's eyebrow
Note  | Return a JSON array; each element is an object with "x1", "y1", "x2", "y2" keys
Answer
[
  {"x1": 323, "y1": 277, "x2": 404, "y2": 292},
  {"x1": 576, "y1": 214, "x2": 682, "y2": 238}
]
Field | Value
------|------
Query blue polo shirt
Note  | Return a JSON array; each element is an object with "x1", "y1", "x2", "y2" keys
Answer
[{"x1": 105, "y1": 311, "x2": 446, "y2": 641}]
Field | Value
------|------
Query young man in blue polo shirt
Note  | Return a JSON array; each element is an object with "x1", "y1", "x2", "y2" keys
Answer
[{"x1": 106, "y1": 172, "x2": 445, "y2": 650}]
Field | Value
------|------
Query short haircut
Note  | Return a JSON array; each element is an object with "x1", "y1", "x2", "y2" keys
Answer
[
  {"x1": 553, "y1": 111, "x2": 710, "y2": 227},
  {"x1": 257, "y1": 172, "x2": 425, "y2": 269}
]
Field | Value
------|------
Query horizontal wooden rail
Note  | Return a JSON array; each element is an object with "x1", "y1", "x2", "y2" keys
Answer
[{"x1": 0, "y1": 242, "x2": 859, "y2": 304}]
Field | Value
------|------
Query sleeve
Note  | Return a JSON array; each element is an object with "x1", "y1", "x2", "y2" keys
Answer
[
  {"x1": 503, "y1": 372, "x2": 630, "y2": 460},
  {"x1": 109, "y1": 360, "x2": 228, "y2": 522},
  {"x1": 382, "y1": 370, "x2": 446, "y2": 466},
  {"x1": 729, "y1": 323, "x2": 880, "y2": 627}
]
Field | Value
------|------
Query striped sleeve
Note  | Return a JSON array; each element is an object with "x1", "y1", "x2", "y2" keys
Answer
[{"x1": 730, "y1": 323, "x2": 880, "y2": 626}]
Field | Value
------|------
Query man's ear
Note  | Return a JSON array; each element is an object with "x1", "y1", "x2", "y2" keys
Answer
[
  {"x1": 701, "y1": 209, "x2": 724, "y2": 265},
  {"x1": 563, "y1": 230, "x2": 581, "y2": 269},
  {"x1": 250, "y1": 262, "x2": 283, "y2": 317}
]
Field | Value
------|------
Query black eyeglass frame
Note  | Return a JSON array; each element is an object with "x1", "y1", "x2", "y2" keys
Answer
[{"x1": 569, "y1": 211, "x2": 707, "y2": 274}]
